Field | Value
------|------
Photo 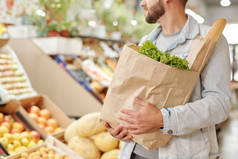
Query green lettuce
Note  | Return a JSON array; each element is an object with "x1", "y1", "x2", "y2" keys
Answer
[{"x1": 139, "y1": 40, "x2": 190, "y2": 70}]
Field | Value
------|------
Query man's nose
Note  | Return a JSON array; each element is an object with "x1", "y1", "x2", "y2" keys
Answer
[{"x1": 140, "y1": 0, "x2": 146, "y2": 7}]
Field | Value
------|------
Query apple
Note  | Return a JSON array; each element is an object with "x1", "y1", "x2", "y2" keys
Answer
[
  {"x1": 20, "y1": 132, "x2": 29, "y2": 139},
  {"x1": 40, "y1": 109, "x2": 51, "y2": 119},
  {"x1": 27, "y1": 140, "x2": 36, "y2": 148},
  {"x1": 55, "y1": 127, "x2": 64, "y2": 133},
  {"x1": 47, "y1": 118, "x2": 58, "y2": 129},
  {"x1": 37, "y1": 117, "x2": 46, "y2": 126},
  {"x1": 12, "y1": 133, "x2": 20, "y2": 140},
  {"x1": 4, "y1": 115, "x2": 14, "y2": 122},
  {"x1": 7, "y1": 143, "x2": 14, "y2": 151},
  {"x1": 0, "y1": 125, "x2": 9, "y2": 136},
  {"x1": 45, "y1": 126, "x2": 54, "y2": 134},
  {"x1": 29, "y1": 106, "x2": 40, "y2": 115},
  {"x1": 30, "y1": 131, "x2": 41, "y2": 140},
  {"x1": 29, "y1": 113, "x2": 38, "y2": 122},
  {"x1": 0, "y1": 137, "x2": 9, "y2": 147},
  {"x1": 11, "y1": 128, "x2": 21, "y2": 134},
  {"x1": 21, "y1": 137, "x2": 29, "y2": 146},
  {"x1": 0, "y1": 113, "x2": 4, "y2": 122},
  {"x1": 38, "y1": 124, "x2": 45, "y2": 129},
  {"x1": 12, "y1": 122, "x2": 24, "y2": 132},
  {"x1": 37, "y1": 139, "x2": 44, "y2": 145},
  {"x1": 13, "y1": 140, "x2": 21, "y2": 148},
  {"x1": 1, "y1": 121, "x2": 12, "y2": 130},
  {"x1": 3, "y1": 133, "x2": 12, "y2": 141}
]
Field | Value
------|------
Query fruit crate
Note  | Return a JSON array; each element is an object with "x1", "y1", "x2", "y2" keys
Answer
[
  {"x1": 19, "y1": 95, "x2": 72, "y2": 139},
  {"x1": 58, "y1": 112, "x2": 123, "y2": 159},
  {"x1": 0, "y1": 100, "x2": 44, "y2": 157},
  {"x1": 0, "y1": 45, "x2": 37, "y2": 101},
  {"x1": 5, "y1": 136, "x2": 82, "y2": 159}
]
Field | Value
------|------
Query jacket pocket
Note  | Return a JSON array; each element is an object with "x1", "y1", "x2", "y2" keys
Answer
[{"x1": 160, "y1": 130, "x2": 210, "y2": 159}]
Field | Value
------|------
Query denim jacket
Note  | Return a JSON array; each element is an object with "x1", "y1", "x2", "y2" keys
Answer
[{"x1": 119, "y1": 16, "x2": 231, "y2": 159}]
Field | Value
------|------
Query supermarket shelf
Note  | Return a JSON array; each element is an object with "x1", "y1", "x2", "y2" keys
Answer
[{"x1": 77, "y1": 34, "x2": 126, "y2": 44}]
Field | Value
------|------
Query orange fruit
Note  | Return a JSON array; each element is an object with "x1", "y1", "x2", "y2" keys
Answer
[
  {"x1": 47, "y1": 118, "x2": 58, "y2": 129},
  {"x1": 38, "y1": 117, "x2": 46, "y2": 126},
  {"x1": 40, "y1": 109, "x2": 51, "y2": 119},
  {"x1": 45, "y1": 126, "x2": 54, "y2": 134},
  {"x1": 29, "y1": 113, "x2": 38, "y2": 122},
  {"x1": 30, "y1": 106, "x2": 40, "y2": 115},
  {"x1": 38, "y1": 124, "x2": 45, "y2": 129}
]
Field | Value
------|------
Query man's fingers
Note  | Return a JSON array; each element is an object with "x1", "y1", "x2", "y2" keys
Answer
[
  {"x1": 134, "y1": 97, "x2": 154, "y2": 108},
  {"x1": 121, "y1": 109, "x2": 137, "y2": 117},
  {"x1": 129, "y1": 129, "x2": 144, "y2": 135},
  {"x1": 122, "y1": 135, "x2": 133, "y2": 141},
  {"x1": 116, "y1": 129, "x2": 128, "y2": 139},
  {"x1": 107, "y1": 127, "x2": 114, "y2": 133},
  {"x1": 104, "y1": 122, "x2": 111, "y2": 129},
  {"x1": 111, "y1": 125, "x2": 123, "y2": 136},
  {"x1": 119, "y1": 116, "x2": 136, "y2": 124},
  {"x1": 134, "y1": 97, "x2": 147, "y2": 107},
  {"x1": 122, "y1": 124, "x2": 137, "y2": 130}
]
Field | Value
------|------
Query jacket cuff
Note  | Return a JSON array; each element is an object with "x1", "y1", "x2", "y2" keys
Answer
[{"x1": 160, "y1": 108, "x2": 179, "y2": 135}]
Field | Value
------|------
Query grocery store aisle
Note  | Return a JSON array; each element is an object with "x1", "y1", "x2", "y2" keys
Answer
[{"x1": 219, "y1": 109, "x2": 238, "y2": 159}]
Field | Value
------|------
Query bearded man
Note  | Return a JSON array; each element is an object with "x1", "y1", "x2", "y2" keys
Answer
[{"x1": 105, "y1": 0, "x2": 231, "y2": 159}]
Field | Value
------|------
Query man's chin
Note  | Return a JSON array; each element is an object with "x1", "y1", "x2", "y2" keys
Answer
[{"x1": 145, "y1": 16, "x2": 158, "y2": 24}]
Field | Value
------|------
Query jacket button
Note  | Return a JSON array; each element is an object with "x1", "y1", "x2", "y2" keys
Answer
[{"x1": 168, "y1": 130, "x2": 173, "y2": 134}]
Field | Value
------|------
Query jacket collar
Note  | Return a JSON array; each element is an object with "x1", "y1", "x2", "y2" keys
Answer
[{"x1": 142, "y1": 15, "x2": 200, "y2": 51}]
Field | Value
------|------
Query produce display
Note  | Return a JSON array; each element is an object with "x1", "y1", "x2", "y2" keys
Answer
[
  {"x1": 0, "y1": 112, "x2": 43, "y2": 155},
  {"x1": 16, "y1": 146, "x2": 73, "y2": 159},
  {"x1": 26, "y1": 105, "x2": 64, "y2": 134},
  {"x1": 0, "y1": 24, "x2": 8, "y2": 39},
  {"x1": 64, "y1": 112, "x2": 124, "y2": 159},
  {"x1": 139, "y1": 40, "x2": 190, "y2": 70},
  {"x1": 54, "y1": 54, "x2": 117, "y2": 103},
  {"x1": 52, "y1": 39, "x2": 120, "y2": 103},
  {"x1": 0, "y1": 52, "x2": 35, "y2": 98}
]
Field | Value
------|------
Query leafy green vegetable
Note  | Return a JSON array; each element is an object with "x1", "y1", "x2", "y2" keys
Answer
[{"x1": 139, "y1": 40, "x2": 190, "y2": 70}]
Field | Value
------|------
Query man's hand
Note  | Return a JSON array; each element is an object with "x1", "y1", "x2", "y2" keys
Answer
[
  {"x1": 104, "y1": 122, "x2": 133, "y2": 141},
  {"x1": 119, "y1": 97, "x2": 163, "y2": 135}
]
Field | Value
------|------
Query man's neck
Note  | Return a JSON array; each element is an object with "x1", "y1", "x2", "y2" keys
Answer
[{"x1": 159, "y1": 10, "x2": 187, "y2": 35}]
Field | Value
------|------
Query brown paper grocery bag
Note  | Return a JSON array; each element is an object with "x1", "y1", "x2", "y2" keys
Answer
[
  {"x1": 101, "y1": 45, "x2": 199, "y2": 149},
  {"x1": 101, "y1": 19, "x2": 226, "y2": 150}
]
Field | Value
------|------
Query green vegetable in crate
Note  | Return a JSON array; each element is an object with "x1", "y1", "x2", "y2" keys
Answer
[{"x1": 139, "y1": 40, "x2": 190, "y2": 70}]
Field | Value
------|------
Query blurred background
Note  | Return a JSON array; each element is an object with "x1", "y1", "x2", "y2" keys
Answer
[{"x1": 1, "y1": 0, "x2": 238, "y2": 158}]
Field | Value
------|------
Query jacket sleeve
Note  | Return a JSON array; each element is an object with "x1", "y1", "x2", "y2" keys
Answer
[{"x1": 161, "y1": 35, "x2": 232, "y2": 136}]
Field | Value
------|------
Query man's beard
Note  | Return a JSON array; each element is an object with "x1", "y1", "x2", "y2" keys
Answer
[{"x1": 145, "y1": 0, "x2": 165, "y2": 24}]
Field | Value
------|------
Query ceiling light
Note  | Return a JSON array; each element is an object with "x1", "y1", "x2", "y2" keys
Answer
[
  {"x1": 113, "y1": 21, "x2": 118, "y2": 26},
  {"x1": 88, "y1": 20, "x2": 96, "y2": 27},
  {"x1": 220, "y1": 0, "x2": 231, "y2": 7},
  {"x1": 131, "y1": 20, "x2": 138, "y2": 26},
  {"x1": 36, "y1": 10, "x2": 46, "y2": 17},
  {"x1": 185, "y1": 9, "x2": 205, "y2": 24},
  {"x1": 223, "y1": 24, "x2": 238, "y2": 44}
]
